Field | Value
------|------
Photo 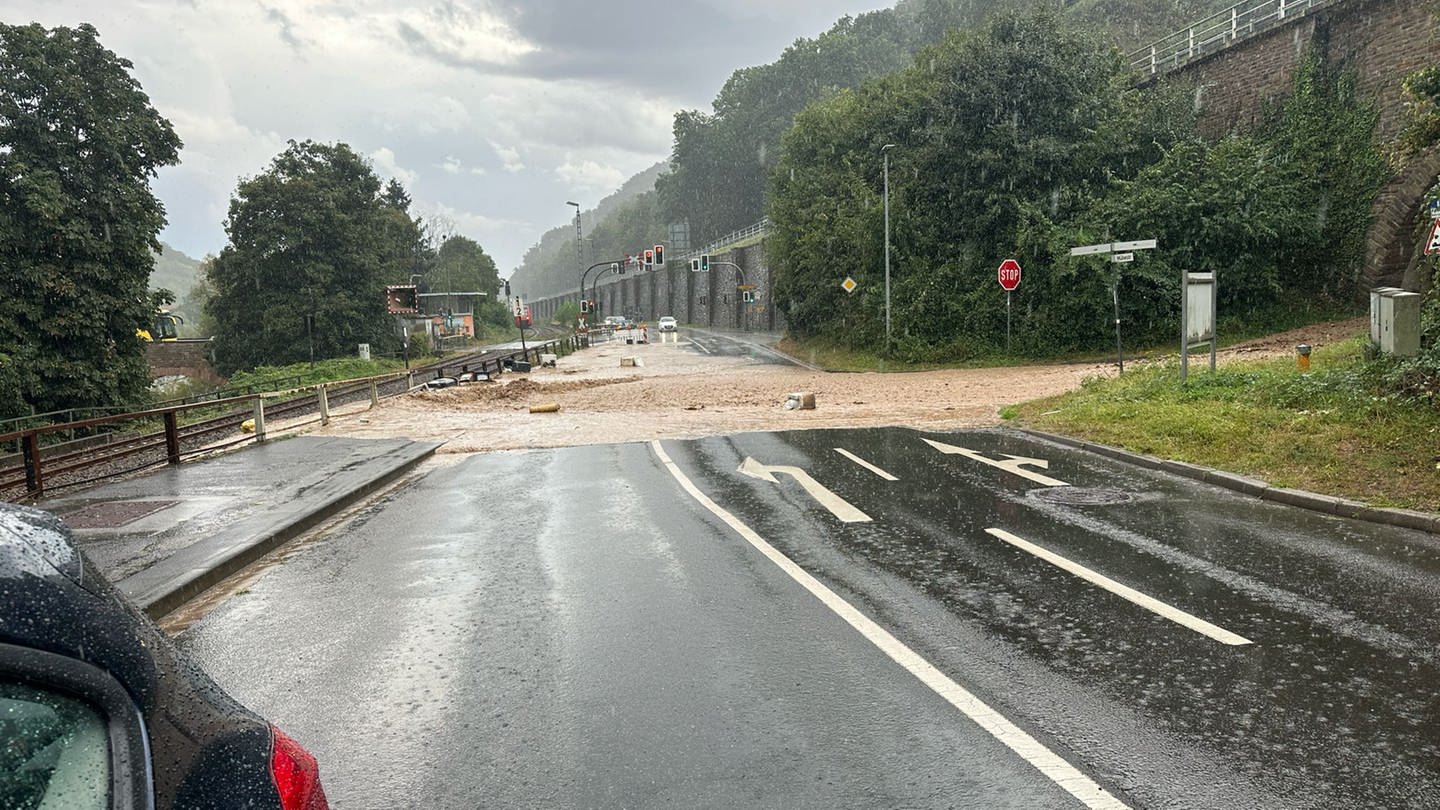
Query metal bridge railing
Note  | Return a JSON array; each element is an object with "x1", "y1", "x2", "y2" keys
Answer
[
  {"x1": 1129, "y1": 0, "x2": 1342, "y2": 78},
  {"x1": 677, "y1": 218, "x2": 772, "y2": 264}
]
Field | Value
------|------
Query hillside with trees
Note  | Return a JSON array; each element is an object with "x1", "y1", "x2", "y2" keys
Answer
[
  {"x1": 509, "y1": 0, "x2": 1238, "y2": 302},
  {"x1": 769, "y1": 9, "x2": 1386, "y2": 359}
]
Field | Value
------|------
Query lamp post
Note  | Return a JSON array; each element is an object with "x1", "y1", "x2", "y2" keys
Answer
[
  {"x1": 567, "y1": 201, "x2": 582, "y2": 319},
  {"x1": 881, "y1": 144, "x2": 895, "y2": 352}
]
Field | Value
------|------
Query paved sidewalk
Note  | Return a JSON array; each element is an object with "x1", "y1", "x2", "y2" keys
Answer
[{"x1": 38, "y1": 435, "x2": 441, "y2": 617}]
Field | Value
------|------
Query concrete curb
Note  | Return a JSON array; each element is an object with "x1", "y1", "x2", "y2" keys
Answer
[
  {"x1": 121, "y1": 441, "x2": 442, "y2": 618},
  {"x1": 1019, "y1": 429, "x2": 1440, "y2": 535}
]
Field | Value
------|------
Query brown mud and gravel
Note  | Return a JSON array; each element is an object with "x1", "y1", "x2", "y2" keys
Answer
[{"x1": 304, "y1": 319, "x2": 1369, "y2": 454}]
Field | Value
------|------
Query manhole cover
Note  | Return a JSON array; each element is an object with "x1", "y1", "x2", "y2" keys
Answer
[
  {"x1": 1029, "y1": 487, "x2": 1134, "y2": 506},
  {"x1": 60, "y1": 500, "x2": 179, "y2": 529}
]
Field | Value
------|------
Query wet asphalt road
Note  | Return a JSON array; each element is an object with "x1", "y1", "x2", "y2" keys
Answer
[{"x1": 177, "y1": 427, "x2": 1440, "y2": 808}]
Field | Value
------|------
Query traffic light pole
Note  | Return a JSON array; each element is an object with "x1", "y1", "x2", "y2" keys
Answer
[
  {"x1": 709, "y1": 261, "x2": 753, "y2": 331},
  {"x1": 579, "y1": 259, "x2": 630, "y2": 325}
]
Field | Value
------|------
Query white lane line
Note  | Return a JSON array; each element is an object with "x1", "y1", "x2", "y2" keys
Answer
[
  {"x1": 834, "y1": 448, "x2": 898, "y2": 481},
  {"x1": 652, "y1": 441, "x2": 1129, "y2": 810},
  {"x1": 690, "y1": 339, "x2": 712, "y2": 354},
  {"x1": 984, "y1": 528, "x2": 1252, "y2": 647}
]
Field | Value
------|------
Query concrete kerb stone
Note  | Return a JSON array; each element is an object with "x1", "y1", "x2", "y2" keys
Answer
[
  {"x1": 1019, "y1": 428, "x2": 1438, "y2": 535},
  {"x1": 123, "y1": 440, "x2": 442, "y2": 618}
]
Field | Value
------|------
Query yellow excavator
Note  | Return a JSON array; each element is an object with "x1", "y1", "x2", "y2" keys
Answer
[{"x1": 137, "y1": 311, "x2": 183, "y2": 342}]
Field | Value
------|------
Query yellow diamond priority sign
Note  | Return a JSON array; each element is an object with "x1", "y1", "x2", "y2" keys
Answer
[{"x1": 841, "y1": 276, "x2": 858, "y2": 294}]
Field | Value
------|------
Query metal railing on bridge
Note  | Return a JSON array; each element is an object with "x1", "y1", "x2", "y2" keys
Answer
[
  {"x1": 1129, "y1": 0, "x2": 1342, "y2": 78},
  {"x1": 676, "y1": 218, "x2": 772, "y2": 264}
]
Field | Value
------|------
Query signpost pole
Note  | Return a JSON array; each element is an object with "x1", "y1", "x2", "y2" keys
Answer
[
  {"x1": 1112, "y1": 281, "x2": 1124, "y2": 374},
  {"x1": 996, "y1": 258, "x2": 1021, "y2": 354},
  {"x1": 1068, "y1": 239, "x2": 1155, "y2": 375},
  {"x1": 1180, "y1": 267, "x2": 1189, "y2": 383},
  {"x1": 1210, "y1": 268, "x2": 1218, "y2": 372},
  {"x1": 1006, "y1": 291, "x2": 1012, "y2": 354}
]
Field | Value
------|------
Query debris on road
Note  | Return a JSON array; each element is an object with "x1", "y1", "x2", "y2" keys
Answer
[{"x1": 784, "y1": 392, "x2": 817, "y2": 410}]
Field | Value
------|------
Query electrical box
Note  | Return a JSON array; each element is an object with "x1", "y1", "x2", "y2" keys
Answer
[
  {"x1": 1369, "y1": 287, "x2": 1402, "y2": 344},
  {"x1": 1371, "y1": 288, "x2": 1421, "y2": 357}
]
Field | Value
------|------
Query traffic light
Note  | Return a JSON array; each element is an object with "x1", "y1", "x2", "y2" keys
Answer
[
  {"x1": 700, "y1": 254, "x2": 710, "y2": 272},
  {"x1": 653, "y1": 244, "x2": 665, "y2": 267},
  {"x1": 644, "y1": 248, "x2": 654, "y2": 267},
  {"x1": 742, "y1": 290, "x2": 754, "y2": 303},
  {"x1": 689, "y1": 258, "x2": 700, "y2": 272},
  {"x1": 580, "y1": 299, "x2": 590, "y2": 313}
]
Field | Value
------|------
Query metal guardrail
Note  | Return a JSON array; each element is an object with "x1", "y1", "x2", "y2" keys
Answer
[
  {"x1": 0, "y1": 337, "x2": 581, "y2": 500},
  {"x1": 1129, "y1": 0, "x2": 1341, "y2": 77},
  {"x1": 678, "y1": 218, "x2": 772, "y2": 264}
]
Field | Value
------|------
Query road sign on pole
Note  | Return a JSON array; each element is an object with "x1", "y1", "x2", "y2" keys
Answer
[
  {"x1": 1067, "y1": 237, "x2": 1158, "y2": 374},
  {"x1": 1426, "y1": 219, "x2": 1440, "y2": 256},
  {"x1": 997, "y1": 259, "x2": 1022, "y2": 291}
]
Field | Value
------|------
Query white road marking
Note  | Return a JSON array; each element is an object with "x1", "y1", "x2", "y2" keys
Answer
[
  {"x1": 984, "y1": 528, "x2": 1253, "y2": 646},
  {"x1": 833, "y1": 448, "x2": 898, "y2": 481},
  {"x1": 923, "y1": 439, "x2": 1070, "y2": 487},
  {"x1": 738, "y1": 457, "x2": 872, "y2": 523},
  {"x1": 690, "y1": 339, "x2": 712, "y2": 354},
  {"x1": 653, "y1": 441, "x2": 1130, "y2": 810}
]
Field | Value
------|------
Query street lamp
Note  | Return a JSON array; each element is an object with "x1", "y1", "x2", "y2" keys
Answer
[
  {"x1": 567, "y1": 201, "x2": 583, "y2": 317},
  {"x1": 881, "y1": 144, "x2": 895, "y2": 352}
]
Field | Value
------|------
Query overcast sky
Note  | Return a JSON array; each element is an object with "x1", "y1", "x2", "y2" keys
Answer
[{"x1": 7, "y1": 0, "x2": 895, "y2": 274}]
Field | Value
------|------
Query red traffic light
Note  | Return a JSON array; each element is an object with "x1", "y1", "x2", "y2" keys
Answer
[
  {"x1": 644, "y1": 249, "x2": 654, "y2": 266},
  {"x1": 653, "y1": 244, "x2": 665, "y2": 266}
]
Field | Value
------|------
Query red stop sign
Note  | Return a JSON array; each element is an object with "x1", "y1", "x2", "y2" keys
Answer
[{"x1": 997, "y1": 259, "x2": 1022, "y2": 291}]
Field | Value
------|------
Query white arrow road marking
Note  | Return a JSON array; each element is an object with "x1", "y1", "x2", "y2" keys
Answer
[
  {"x1": 738, "y1": 457, "x2": 871, "y2": 523},
  {"x1": 923, "y1": 439, "x2": 1070, "y2": 487},
  {"x1": 653, "y1": 442, "x2": 1130, "y2": 810},
  {"x1": 833, "y1": 448, "x2": 898, "y2": 481},
  {"x1": 984, "y1": 528, "x2": 1253, "y2": 646}
]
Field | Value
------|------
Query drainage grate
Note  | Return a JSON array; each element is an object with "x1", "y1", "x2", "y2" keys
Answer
[
  {"x1": 59, "y1": 500, "x2": 180, "y2": 529},
  {"x1": 1029, "y1": 487, "x2": 1135, "y2": 507}
]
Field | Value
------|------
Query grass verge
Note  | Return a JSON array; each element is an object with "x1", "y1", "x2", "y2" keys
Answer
[{"x1": 1009, "y1": 338, "x2": 1440, "y2": 512}]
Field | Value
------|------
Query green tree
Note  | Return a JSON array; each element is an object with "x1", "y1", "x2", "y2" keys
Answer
[
  {"x1": 430, "y1": 235, "x2": 500, "y2": 296},
  {"x1": 205, "y1": 140, "x2": 420, "y2": 373},
  {"x1": 0, "y1": 23, "x2": 181, "y2": 420},
  {"x1": 658, "y1": 11, "x2": 914, "y2": 245},
  {"x1": 771, "y1": 9, "x2": 1175, "y2": 357},
  {"x1": 770, "y1": 9, "x2": 1382, "y2": 360}
]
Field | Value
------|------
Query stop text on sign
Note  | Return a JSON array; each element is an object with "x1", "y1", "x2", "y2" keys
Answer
[{"x1": 997, "y1": 259, "x2": 1022, "y2": 291}]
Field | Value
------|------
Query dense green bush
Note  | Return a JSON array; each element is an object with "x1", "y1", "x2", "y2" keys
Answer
[{"x1": 768, "y1": 10, "x2": 1387, "y2": 361}]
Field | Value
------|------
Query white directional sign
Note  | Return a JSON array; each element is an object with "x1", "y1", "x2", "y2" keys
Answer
[
  {"x1": 738, "y1": 457, "x2": 872, "y2": 523},
  {"x1": 1070, "y1": 239, "x2": 1157, "y2": 257},
  {"x1": 922, "y1": 439, "x2": 1069, "y2": 487}
]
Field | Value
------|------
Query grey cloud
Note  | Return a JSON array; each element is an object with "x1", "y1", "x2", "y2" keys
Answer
[
  {"x1": 394, "y1": 0, "x2": 832, "y2": 101},
  {"x1": 261, "y1": 4, "x2": 309, "y2": 52}
]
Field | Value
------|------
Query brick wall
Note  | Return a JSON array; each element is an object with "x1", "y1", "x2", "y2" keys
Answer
[{"x1": 1165, "y1": 0, "x2": 1440, "y2": 288}]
